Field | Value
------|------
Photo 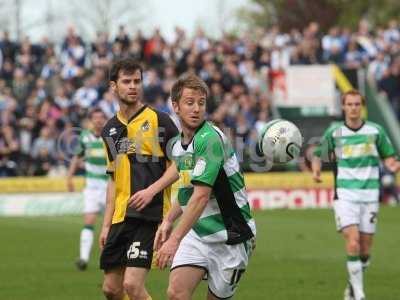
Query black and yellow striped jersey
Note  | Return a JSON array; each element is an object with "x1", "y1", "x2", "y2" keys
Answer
[{"x1": 101, "y1": 105, "x2": 179, "y2": 224}]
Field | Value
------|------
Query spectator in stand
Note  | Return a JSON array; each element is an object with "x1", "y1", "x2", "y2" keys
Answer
[
  {"x1": 143, "y1": 68, "x2": 163, "y2": 105},
  {"x1": 378, "y1": 61, "x2": 400, "y2": 117},
  {"x1": 322, "y1": 26, "x2": 344, "y2": 63},
  {"x1": 0, "y1": 31, "x2": 17, "y2": 63},
  {"x1": 368, "y1": 51, "x2": 389, "y2": 83},
  {"x1": 98, "y1": 89, "x2": 119, "y2": 119},
  {"x1": 31, "y1": 125, "x2": 56, "y2": 160},
  {"x1": 114, "y1": 25, "x2": 130, "y2": 52},
  {"x1": 11, "y1": 67, "x2": 31, "y2": 106},
  {"x1": 0, "y1": 124, "x2": 19, "y2": 177},
  {"x1": 73, "y1": 77, "x2": 99, "y2": 110}
]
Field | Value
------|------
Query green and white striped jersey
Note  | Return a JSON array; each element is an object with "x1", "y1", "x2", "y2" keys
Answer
[
  {"x1": 78, "y1": 130, "x2": 108, "y2": 188},
  {"x1": 314, "y1": 121, "x2": 396, "y2": 202},
  {"x1": 171, "y1": 121, "x2": 256, "y2": 244}
]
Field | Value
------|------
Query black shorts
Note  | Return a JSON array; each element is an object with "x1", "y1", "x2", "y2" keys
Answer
[{"x1": 100, "y1": 217, "x2": 158, "y2": 271}]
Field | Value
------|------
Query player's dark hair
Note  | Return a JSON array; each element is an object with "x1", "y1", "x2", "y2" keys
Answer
[
  {"x1": 341, "y1": 89, "x2": 365, "y2": 105},
  {"x1": 170, "y1": 73, "x2": 209, "y2": 102},
  {"x1": 109, "y1": 58, "x2": 143, "y2": 82}
]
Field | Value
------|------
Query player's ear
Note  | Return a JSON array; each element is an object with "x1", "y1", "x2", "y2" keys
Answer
[
  {"x1": 109, "y1": 81, "x2": 117, "y2": 93},
  {"x1": 171, "y1": 100, "x2": 179, "y2": 114}
]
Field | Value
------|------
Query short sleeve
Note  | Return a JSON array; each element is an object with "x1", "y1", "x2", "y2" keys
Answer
[
  {"x1": 191, "y1": 134, "x2": 224, "y2": 187},
  {"x1": 377, "y1": 125, "x2": 396, "y2": 159}
]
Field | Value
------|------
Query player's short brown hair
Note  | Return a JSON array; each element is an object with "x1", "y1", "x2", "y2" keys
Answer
[
  {"x1": 170, "y1": 73, "x2": 209, "y2": 102},
  {"x1": 341, "y1": 89, "x2": 365, "y2": 105},
  {"x1": 109, "y1": 58, "x2": 142, "y2": 82}
]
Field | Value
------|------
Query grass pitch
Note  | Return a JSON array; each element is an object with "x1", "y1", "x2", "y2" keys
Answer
[{"x1": 1, "y1": 207, "x2": 399, "y2": 300}]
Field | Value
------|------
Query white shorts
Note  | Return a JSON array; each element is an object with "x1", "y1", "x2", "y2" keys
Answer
[
  {"x1": 83, "y1": 187, "x2": 107, "y2": 214},
  {"x1": 333, "y1": 200, "x2": 379, "y2": 234},
  {"x1": 171, "y1": 230, "x2": 255, "y2": 299}
]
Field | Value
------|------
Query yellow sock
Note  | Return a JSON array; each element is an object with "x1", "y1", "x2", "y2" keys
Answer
[{"x1": 146, "y1": 296, "x2": 152, "y2": 300}]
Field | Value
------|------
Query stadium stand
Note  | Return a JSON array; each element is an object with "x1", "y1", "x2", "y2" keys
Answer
[{"x1": 1, "y1": 19, "x2": 400, "y2": 176}]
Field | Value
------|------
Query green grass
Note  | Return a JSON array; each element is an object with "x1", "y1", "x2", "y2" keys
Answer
[{"x1": 0, "y1": 207, "x2": 399, "y2": 300}]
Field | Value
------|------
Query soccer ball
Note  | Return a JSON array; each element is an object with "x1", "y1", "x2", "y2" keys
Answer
[{"x1": 258, "y1": 119, "x2": 303, "y2": 163}]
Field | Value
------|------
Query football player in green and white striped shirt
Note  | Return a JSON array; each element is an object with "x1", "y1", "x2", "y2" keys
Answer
[
  {"x1": 67, "y1": 107, "x2": 108, "y2": 271},
  {"x1": 312, "y1": 90, "x2": 400, "y2": 300},
  {"x1": 129, "y1": 74, "x2": 256, "y2": 299}
]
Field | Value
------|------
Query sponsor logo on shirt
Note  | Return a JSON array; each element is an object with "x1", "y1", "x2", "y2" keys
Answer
[
  {"x1": 192, "y1": 157, "x2": 206, "y2": 176},
  {"x1": 141, "y1": 120, "x2": 150, "y2": 132},
  {"x1": 109, "y1": 127, "x2": 117, "y2": 136}
]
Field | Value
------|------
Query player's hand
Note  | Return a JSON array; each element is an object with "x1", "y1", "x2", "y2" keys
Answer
[
  {"x1": 99, "y1": 226, "x2": 110, "y2": 250},
  {"x1": 128, "y1": 188, "x2": 155, "y2": 211},
  {"x1": 67, "y1": 177, "x2": 74, "y2": 192},
  {"x1": 387, "y1": 160, "x2": 400, "y2": 173},
  {"x1": 154, "y1": 220, "x2": 173, "y2": 251},
  {"x1": 156, "y1": 236, "x2": 179, "y2": 269},
  {"x1": 312, "y1": 170, "x2": 322, "y2": 183}
]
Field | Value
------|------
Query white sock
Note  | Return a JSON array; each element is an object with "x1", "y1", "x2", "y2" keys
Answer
[
  {"x1": 80, "y1": 227, "x2": 94, "y2": 262},
  {"x1": 347, "y1": 258, "x2": 365, "y2": 300}
]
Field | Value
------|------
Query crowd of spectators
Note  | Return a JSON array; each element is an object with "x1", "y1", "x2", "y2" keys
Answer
[{"x1": 0, "y1": 19, "x2": 400, "y2": 176}]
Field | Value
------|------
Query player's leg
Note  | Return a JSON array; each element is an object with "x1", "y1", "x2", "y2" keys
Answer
[
  {"x1": 359, "y1": 202, "x2": 379, "y2": 271},
  {"x1": 123, "y1": 218, "x2": 158, "y2": 300},
  {"x1": 76, "y1": 187, "x2": 101, "y2": 270},
  {"x1": 334, "y1": 200, "x2": 365, "y2": 300},
  {"x1": 359, "y1": 233, "x2": 373, "y2": 270},
  {"x1": 103, "y1": 267, "x2": 125, "y2": 300},
  {"x1": 76, "y1": 212, "x2": 97, "y2": 270},
  {"x1": 123, "y1": 267, "x2": 151, "y2": 300},
  {"x1": 207, "y1": 239, "x2": 253, "y2": 300},
  {"x1": 168, "y1": 231, "x2": 209, "y2": 300},
  {"x1": 167, "y1": 266, "x2": 205, "y2": 300},
  {"x1": 100, "y1": 222, "x2": 128, "y2": 299}
]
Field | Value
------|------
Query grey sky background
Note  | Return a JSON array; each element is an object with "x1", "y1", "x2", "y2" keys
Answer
[{"x1": 2, "y1": 0, "x2": 250, "y2": 42}]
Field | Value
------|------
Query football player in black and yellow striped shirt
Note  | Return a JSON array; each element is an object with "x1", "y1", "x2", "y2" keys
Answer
[{"x1": 100, "y1": 58, "x2": 178, "y2": 300}]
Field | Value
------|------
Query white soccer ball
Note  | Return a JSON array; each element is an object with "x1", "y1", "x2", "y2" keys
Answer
[{"x1": 259, "y1": 119, "x2": 303, "y2": 164}]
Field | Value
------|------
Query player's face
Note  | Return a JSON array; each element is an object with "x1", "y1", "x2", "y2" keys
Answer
[
  {"x1": 343, "y1": 94, "x2": 363, "y2": 121},
  {"x1": 91, "y1": 111, "x2": 107, "y2": 132},
  {"x1": 173, "y1": 88, "x2": 206, "y2": 130},
  {"x1": 111, "y1": 69, "x2": 143, "y2": 106}
]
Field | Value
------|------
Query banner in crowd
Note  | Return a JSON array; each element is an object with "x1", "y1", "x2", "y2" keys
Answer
[
  {"x1": 0, "y1": 193, "x2": 83, "y2": 216},
  {"x1": 0, "y1": 189, "x2": 334, "y2": 216},
  {"x1": 248, "y1": 188, "x2": 334, "y2": 209},
  {"x1": 271, "y1": 65, "x2": 337, "y2": 115}
]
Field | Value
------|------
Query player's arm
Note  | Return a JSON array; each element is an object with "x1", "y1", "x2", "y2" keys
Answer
[
  {"x1": 128, "y1": 162, "x2": 180, "y2": 210},
  {"x1": 312, "y1": 126, "x2": 334, "y2": 183},
  {"x1": 170, "y1": 184, "x2": 209, "y2": 242},
  {"x1": 99, "y1": 176, "x2": 115, "y2": 250},
  {"x1": 377, "y1": 126, "x2": 400, "y2": 173},
  {"x1": 157, "y1": 184, "x2": 210, "y2": 269},
  {"x1": 67, "y1": 133, "x2": 85, "y2": 191},
  {"x1": 66, "y1": 155, "x2": 82, "y2": 192},
  {"x1": 154, "y1": 200, "x2": 183, "y2": 251},
  {"x1": 311, "y1": 156, "x2": 322, "y2": 183},
  {"x1": 383, "y1": 156, "x2": 400, "y2": 173}
]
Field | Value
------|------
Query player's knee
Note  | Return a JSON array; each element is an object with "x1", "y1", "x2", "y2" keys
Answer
[
  {"x1": 347, "y1": 238, "x2": 360, "y2": 253},
  {"x1": 167, "y1": 284, "x2": 189, "y2": 300},
  {"x1": 102, "y1": 282, "x2": 123, "y2": 300},
  {"x1": 123, "y1": 279, "x2": 143, "y2": 298}
]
